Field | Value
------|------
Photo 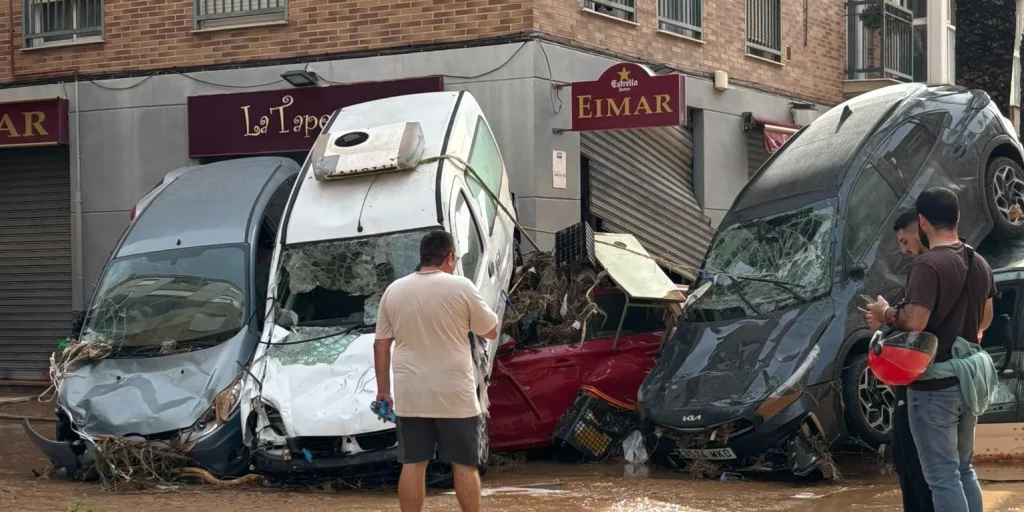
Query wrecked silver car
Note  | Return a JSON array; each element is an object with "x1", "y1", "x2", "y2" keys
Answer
[
  {"x1": 638, "y1": 83, "x2": 1024, "y2": 477},
  {"x1": 24, "y1": 157, "x2": 299, "y2": 479}
]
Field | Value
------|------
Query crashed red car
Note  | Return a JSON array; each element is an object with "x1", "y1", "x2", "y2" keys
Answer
[{"x1": 487, "y1": 287, "x2": 662, "y2": 452}]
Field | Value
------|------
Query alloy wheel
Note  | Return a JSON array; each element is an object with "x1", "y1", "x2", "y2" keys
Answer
[
  {"x1": 858, "y1": 366, "x2": 895, "y2": 436},
  {"x1": 992, "y1": 165, "x2": 1024, "y2": 225}
]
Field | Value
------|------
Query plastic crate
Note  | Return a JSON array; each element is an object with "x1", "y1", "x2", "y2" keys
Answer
[
  {"x1": 553, "y1": 389, "x2": 636, "y2": 460},
  {"x1": 555, "y1": 222, "x2": 596, "y2": 269}
]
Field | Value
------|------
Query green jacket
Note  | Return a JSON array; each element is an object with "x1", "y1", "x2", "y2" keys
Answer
[{"x1": 917, "y1": 337, "x2": 999, "y2": 416}]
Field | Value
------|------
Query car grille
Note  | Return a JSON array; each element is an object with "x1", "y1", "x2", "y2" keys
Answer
[
  {"x1": 659, "y1": 418, "x2": 755, "y2": 448},
  {"x1": 289, "y1": 430, "x2": 398, "y2": 458}
]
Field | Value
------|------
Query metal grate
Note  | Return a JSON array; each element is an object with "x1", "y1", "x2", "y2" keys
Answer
[
  {"x1": 658, "y1": 0, "x2": 702, "y2": 40},
  {"x1": 583, "y1": 0, "x2": 635, "y2": 22},
  {"x1": 194, "y1": 0, "x2": 286, "y2": 29},
  {"x1": 746, "y1": 0, "x2": 783, "y2": 62},
  {"x1": 23, "y1": 0, "x2": 103, "y2": 48}
]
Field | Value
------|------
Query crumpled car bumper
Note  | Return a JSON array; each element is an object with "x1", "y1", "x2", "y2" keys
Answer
[
  {"x1": 253, "y1": 446, "x2": 455, "y2": 487},
  {"x1": 644, "y1": 380, "x2": 843, "y2": 475},
  {"x1": 22, "y1": 411, "x2": 249, "y2": 480}
]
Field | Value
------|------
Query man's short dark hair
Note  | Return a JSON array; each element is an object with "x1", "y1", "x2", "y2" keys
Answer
[
  {"x1": 420, "y1": 230, "x2": 456, "y2": 267},
  {"x1": 916, "y1": 187, "x2": 960, "y2": 230},
  {"x1": 893, "y1": 210, "x2": 918, "y2": 232}
]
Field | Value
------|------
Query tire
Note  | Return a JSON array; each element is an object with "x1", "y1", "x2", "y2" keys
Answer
[
  {"x1": 841, "y1": 353, "x2": 895, "y2": 448},
  {"x1": 477, "y1": 414, "x2": 489, "y2": 477},
  {"x1": 984, "y1": 156, "x2": 1024, "y2": 238}
]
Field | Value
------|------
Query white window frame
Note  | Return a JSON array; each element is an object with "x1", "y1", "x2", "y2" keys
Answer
[
  {"x1": 581, "y1": 0, "x2": 637, "y2": 24},
  {"x1": 193, "y1": 0, "x2": 288, "y2": 31},
  {"x1": 24, "y1": 0, "x2": 103, "y2": 49},
  {"x1": 745, "y1": 0, "x2": 783, "y2": 64},
  {"x1": 658, "y1": 0, "x2": 703, "y2": 41}
]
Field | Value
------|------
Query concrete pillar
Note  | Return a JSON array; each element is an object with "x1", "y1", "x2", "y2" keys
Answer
[{"x1": 926, "y1": 0, "x2": 951, "y2": 85}]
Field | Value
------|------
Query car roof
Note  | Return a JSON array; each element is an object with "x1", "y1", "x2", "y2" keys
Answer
[
  {"x1": 117, "y1": 157, "x2": 296, "y2": 257},
  {"x1": 284, "y1": 91, "x2": 460, "y2": 245},
  {"x1": 729, "y1": 83, "x2": 929, "y2": 218}
]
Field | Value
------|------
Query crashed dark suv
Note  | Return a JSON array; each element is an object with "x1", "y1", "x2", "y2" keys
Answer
[{"x1": 637, "y1": 83, "x2": 1024, "y2": 476}]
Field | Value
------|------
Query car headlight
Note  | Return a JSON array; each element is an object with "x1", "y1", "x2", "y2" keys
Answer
[
  {"x1": 756, "y1": 345, "x2": 821, "y2": 421},
  {"x1": 192, "y1": 378, "x2": 243, "y2": 437}
]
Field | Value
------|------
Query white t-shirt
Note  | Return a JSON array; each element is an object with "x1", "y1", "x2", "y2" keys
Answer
[{"x1": 374, "y1": 271, "x2": 499, "y2": 418}]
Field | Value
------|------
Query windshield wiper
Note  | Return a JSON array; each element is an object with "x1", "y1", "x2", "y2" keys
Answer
[
  {"x1": 726, "y1": 276, "x2": 763, "y2": 316},
  {"x1": 730, "y1": 274, "x2": 808, "y2": 303}
]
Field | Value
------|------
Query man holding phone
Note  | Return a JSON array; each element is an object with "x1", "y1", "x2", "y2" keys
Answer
[
  {"x1": 882, "y1": 210, "x2": 933, "y2": 512},
  {"x1": 373, "y1": 231, "x2": 499, "y2": 512}
]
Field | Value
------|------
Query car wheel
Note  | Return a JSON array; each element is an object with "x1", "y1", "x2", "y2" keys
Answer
[
  {"x1": 841, "y1": 353, "x2": 894, "y2": 447},
  {"x1": 478, "y1": 415, "x2": 490, "y2": 477},
  {"x1": 985, "y1": 157, "x2": 1024, "y2": 237}
]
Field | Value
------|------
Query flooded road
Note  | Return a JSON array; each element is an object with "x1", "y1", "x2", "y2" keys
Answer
[{"x1": 2, "y1": 420, "x2": 1022, "y2": 512}]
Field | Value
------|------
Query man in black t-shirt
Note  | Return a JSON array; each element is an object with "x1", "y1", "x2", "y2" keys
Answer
[
  {"x1": 887, "y1": 210, "x2": 933, "y2": 512},
  {"x1": 866, "y1": 188, "x2": 995, "y2": 512}
]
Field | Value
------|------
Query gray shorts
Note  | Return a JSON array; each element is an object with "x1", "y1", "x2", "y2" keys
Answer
[{"x1": 396, "y1": 415, "x2": 482, "y2": 467}]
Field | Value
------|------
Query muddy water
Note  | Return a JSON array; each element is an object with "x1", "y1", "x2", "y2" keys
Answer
[{"x1": 0, "y1": 417, "x2": 1021, "y2": 512}]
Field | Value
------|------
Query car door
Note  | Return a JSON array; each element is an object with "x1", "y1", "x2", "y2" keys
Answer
[
  {"x1": 463, "y1": 109, "x2": 516, "y2": 298},
  {"x1": 488, "y1": 341, "x2": 583, "y2": 452},
  {"x1": 979, "y1": 273, "x2": 1023, "y2": 424},
  {"x1": 577, "y1": 288, "x2": 663, "y2": 402}
]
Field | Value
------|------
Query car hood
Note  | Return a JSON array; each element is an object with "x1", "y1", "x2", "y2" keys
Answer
[
  {"x1": 255, "y1": 331, "x2": 391, "y2": 438},
  {"x1": 58, "y1": 331, "x2": 250, "y2": 436},
  {"x1": 640, "y1": 300, "x2": 833, "y2": 428}
]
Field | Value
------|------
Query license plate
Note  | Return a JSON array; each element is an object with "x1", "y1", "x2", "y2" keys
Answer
[{"x1": 675, "y1": 448, "x2": 737, "y2": 461}]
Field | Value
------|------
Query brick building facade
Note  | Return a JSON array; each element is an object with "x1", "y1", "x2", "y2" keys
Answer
[{"x1": 0, "y1": 0, "x2": 845, "y2": 381}]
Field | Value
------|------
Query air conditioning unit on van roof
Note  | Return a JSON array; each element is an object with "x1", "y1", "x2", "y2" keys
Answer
[{"x1": 312, "y1": 121, "x2": 425, "y2": 181}]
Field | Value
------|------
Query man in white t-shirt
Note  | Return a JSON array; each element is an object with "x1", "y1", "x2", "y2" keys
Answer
[{"x1": 373, "y1": 230, "x2": 498, "y2": 512}]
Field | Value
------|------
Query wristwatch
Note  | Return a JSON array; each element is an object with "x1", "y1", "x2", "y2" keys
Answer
[{"x1": 884, "y1": 307, "x2": 897, "y2": 326}]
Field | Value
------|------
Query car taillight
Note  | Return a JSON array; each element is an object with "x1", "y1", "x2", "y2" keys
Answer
[{"x1": 130, "y1": 205, "x2": 137, "y2": 220}]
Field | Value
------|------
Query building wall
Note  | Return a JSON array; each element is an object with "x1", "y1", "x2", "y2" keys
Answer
[
  {"x1": 0, "y1": 0, "x2": 843, "y2": 105},
  {"x1": 523, "y1": 0, "x2": 845, "y2": 104},
  {"x1": 0, "y1": 41, "x2": 824, "y2": 313}
]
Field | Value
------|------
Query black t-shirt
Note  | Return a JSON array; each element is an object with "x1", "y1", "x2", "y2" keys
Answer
[{"x1": 904, "y1": 243, "x2": 995, "y2": 390}]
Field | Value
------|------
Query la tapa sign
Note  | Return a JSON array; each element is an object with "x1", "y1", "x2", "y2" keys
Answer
[{"x1": 567, "y1": 63, "x2": 685, "y2": 132}]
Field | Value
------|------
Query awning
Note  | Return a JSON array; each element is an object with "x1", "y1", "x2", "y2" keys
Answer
[
  {"x1": 594, "y1": 233, "x2": 686, "y2": 302},
  {"x1": 743, "y1": 114, "x2": 800, "y2": 154},
  {"x1": 754, "y1": 116, "x2": 799, "y2": 154}
]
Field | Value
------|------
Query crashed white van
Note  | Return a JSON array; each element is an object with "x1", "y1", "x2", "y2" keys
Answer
[{"x1": 239, "y1": 91, "x2": 516, "y2": 485}]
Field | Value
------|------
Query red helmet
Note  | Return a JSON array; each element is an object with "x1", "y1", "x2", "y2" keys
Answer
[{"x1": 868, "y1": 330, "x2": 938, "y2": 386}]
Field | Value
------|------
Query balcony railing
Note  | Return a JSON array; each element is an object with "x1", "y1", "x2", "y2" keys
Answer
[
  {"x1": 746, "y1": 0, "x2": 783, "y2": 63},
  {"x1": 23, "y1": 0, "x2": 103, "y2": 48},
  {"x1": 194, "y1": 0, "x2": 287, "y2": 30},
  {"x1": 845, "y1": 0, "x2": 914, "y2": 82}
]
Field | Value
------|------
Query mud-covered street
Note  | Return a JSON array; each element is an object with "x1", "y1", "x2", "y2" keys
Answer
[{"x1": 2, "y1": 403, "x2": 1022, "y2": 512}]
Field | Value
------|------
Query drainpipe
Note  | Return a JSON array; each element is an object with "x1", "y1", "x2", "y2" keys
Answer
[
  {"x1": 1011, "y1": 0, "x2": 1024, "y2": 133},
  {"x1": 73, "y1": 71, "x2": 84, "y2": 311}
]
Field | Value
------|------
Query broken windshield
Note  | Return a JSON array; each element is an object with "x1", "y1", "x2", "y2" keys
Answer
[
  {"x1": 686, "y1": 205, "x2": 836, "y2": 321},
  {"x1": 275, "y1": 229, "x2": 430, "y2": 328},
  {"x1": 81, "y1": 245, "x2": 247, "y2": 357}
]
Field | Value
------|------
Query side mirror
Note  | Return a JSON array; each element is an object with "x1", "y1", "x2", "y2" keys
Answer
[
  {"x1": 497, "y1": 336, "x2": 517, "y2": 357},
  {"x1": 849, "y1": 262, "x2": 868, "y2": 279}
]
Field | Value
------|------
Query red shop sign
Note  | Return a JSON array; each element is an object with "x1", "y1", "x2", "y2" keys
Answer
[
  {"x1": 0, "y1": 98, "x2": 70, "y2": 148},
  {"x1": 186, "y1": 76, "x2": 444, "y2": 158},
  {"x1": 570, "y1": 63, "x2": 686, "y2": 132}
]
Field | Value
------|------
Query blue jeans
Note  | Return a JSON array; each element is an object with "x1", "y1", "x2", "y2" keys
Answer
[{"x1": 907, "y1": 385, "x2": 984, "y2": 512}]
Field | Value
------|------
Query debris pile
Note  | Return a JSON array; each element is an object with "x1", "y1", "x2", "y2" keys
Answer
[
  {"x1": 501, "y1": 251, "x2": 611, "y2": 347},
  {"x1": 92, "y1": 436, "x2": 192, "y2": 492}
]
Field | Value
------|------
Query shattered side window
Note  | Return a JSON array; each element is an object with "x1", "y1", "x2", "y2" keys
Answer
[
  {"x1": 687, "y1": 205, "x2": 836, "y2": 320},
  {"x1": 276, "y1": 229, "x2": 430, "y2": 328}
]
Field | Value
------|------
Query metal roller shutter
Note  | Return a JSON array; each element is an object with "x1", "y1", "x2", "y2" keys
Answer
[
  {"x1": 0, "y1": 147, "x2": 72, "y2": 381},
  {"x1": 581, "y1": 127, "x2": 715, "y2": 280},
  {"x1": 747, "y1": 128, "x2": 769, "y2": 178}
]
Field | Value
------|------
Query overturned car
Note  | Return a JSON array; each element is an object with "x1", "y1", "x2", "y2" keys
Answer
[
  {"x1": 24, "y1": 157, "x2": 300, "y2": 479},
  {"x1": 637, "y1": 83, "x2": 1024, "y2": 476},
  {"x1": 240, "y1": 91, "x2": 516, "y2": 485}
]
